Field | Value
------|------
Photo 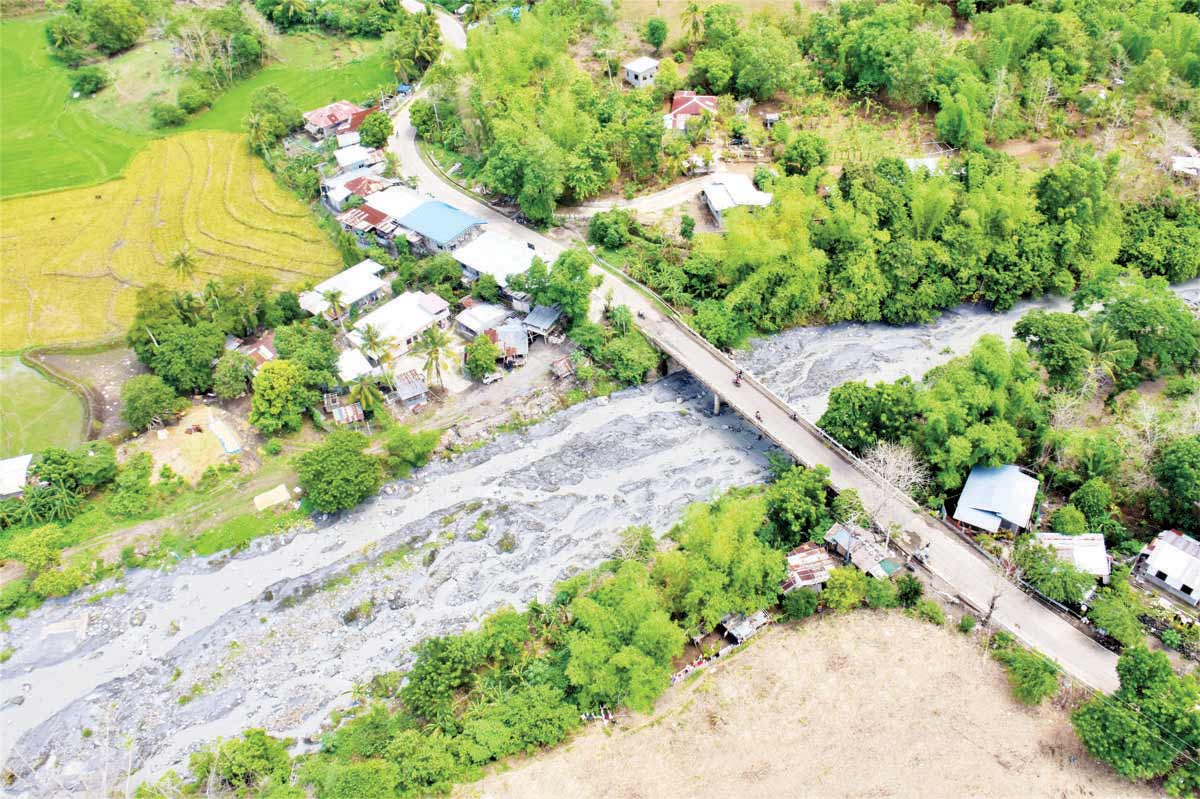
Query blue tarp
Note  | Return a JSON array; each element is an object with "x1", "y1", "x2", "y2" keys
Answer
[{"x1": 399, "y1": 201, "x2": 484, "y2": 247}]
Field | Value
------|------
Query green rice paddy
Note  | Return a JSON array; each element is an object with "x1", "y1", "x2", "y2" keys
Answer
[{"x1": 0, "y1": 357, "x2": 85, "y2": 458}]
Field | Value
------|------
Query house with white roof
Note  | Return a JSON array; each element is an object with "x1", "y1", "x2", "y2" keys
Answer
[
  {"x1": 320, "y1": 167, "x2": 391, "y2": 212},
  {"x1": 348, "y1": 291, "x2": 451, "y2": 355},
  {"x1": 1139, "y1": 531, "x2": 1200, "y2": 607},
  {"x1": 337, "y1": 348, "x2": 378, "y2": 384},
  {"x1": 364, "y1": 185, "x2": 426, "y2": 222},
  {"x1": 299, "y1": 260, "x2": 388, "y2": 319},
  {"x1": 0, "y1": 453, "x2": 33, "y2": 499},
  {"x1": 623, "y1": 56, "x2": 659, "y2": 87},
  {"x1": 334, "y1": 144, "x2": 383, "y2": 173},
  {"x1": 451, "y1": 229, "x2": 538, "y2": 289},
  {"x1": 1034, "y1": 533, "x2": 1110, "y2": 583},
  {"x1": 455, "y1": 301, "x2": 509, "y2": 339},
  {"x1": 952, "y1": 465, "x2": 1039, "y2": 534},
  {"x1": 701, "y1": 173, "x2": 773, "y2": 228}
]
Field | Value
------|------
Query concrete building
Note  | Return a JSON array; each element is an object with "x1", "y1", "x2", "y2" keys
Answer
[
  {"x1": 455, "y1": 301, "x2": 509, "y2": 339},
  {"x1": 1139, "y1": 531, "x2": 1200, "y2": 607},
  {"x1": 952, "y1": 465, "x2": 1039, "y2": 534},
  {"x1": 303, "y1": 100, "x2": 366, "y2": 139},
  {"x1": 348, "y1": 291, "x2": 451, "y2": 355},
  {"x1": 664, "y1": 90, "x2": 718, "y2": 131},
  {"x1": 398, "y1": 201, "x2": 485, "y2": 253},
  {"x1": 701, "y1": 173, "x2": 773, "y2": 228},
  {"x1": 623, "y1": 56, "x2": 659, "y2": 87},
  {"x1": 299, "y1": 260, "x2": 388, "y2": 319},
  {"x1": 1034, "y1": 533, "x2": 1111, "y2": 583},
  {"x1": 451, "y1": 229, "x2": 538, "y2": 289}
]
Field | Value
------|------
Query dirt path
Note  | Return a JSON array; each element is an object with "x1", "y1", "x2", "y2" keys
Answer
[{"x1": 464, "y1": 613, "x2": 1156, "y2": 799}]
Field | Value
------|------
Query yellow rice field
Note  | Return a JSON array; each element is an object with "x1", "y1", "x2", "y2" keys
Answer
[{"x1": 0, "y1": 132, "x2": 341, "y2": 349}]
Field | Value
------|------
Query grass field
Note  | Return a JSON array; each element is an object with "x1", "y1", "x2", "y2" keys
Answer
[
  {"x1": 0, "y1": 17, "x2": 149, "y2": 197},
  {"x1": 84, "y1": 39, "x2": 186, "y2": 135},
  {"x1": 0, "y1": 356, "x2": 85, "y2": 457},
  {"x1": 0, "y1": 131, "x2": 341, "y2": 349},
  {"x1": 183, "y1": 33, "x2": 392, "y2": 133}
]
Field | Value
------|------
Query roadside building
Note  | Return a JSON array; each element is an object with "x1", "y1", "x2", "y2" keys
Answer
[
  {"x1": 336, "y1": 131, "x2": 360, "y2": 148},
  {"x1": 451, "y1": 229, "x2": 538, "y2": 289},
  {"x1": 781, "y1": 542, "x2": 842, "y2": 594},
  {"x1": 348, "y1": 291, "x2": 451, "y2": 355},
  {"x1": 456, "y1": 301, "x2": 509, "y2": 339},
  {"x1": 825, "y1": 522, "x2": 901, "y2": 579},
  {"x1": 701, "y1": 173, "x2": 773, "y2": 228},
  {"x1": 494, "y1": 319, "x2": 530, "y2": 366},
  {"x1": 363, "y1": 184, "x2": 426, "y2": 221},
  {"x1": 0, "y1": 453, "x2": 33, "y2": 500},
  {"x1": 299, "y1": 259, "x2": 388, "y2": 319},
  {"x1": 1139, "y1": 531, "x2": 1200, "y2": 607},
  {"x1": 320, "y1": 167, "x2": 391, "y2": 212},
  {"x1": 718, "y1": 610, "x2": 771, "y2": 645},
  {"x1": 398, "y1": 201, "x2": 486, "y2": 253},
  {"x1": 623, "y1": 56, "x2": 659, "y2": 88},
  {"x1": 1034, "y1": 533, "x2": 1111, "y2": 583},
  {"x1": 335, "y1": 203, "x2": 404, "y2": 249},
  {"x1": 304, "y1": 100, "x2": 366, "y2": 139},
  {"x1": 952, "y1": 464, "x2": 1039, "y2": 534},
  {"x1": 391, "y1": 369, "x2": 429, "y2": 408},
  {"x1": 334, "y1": 144, "x2": 384, "y2": 174},
  {"x1": 664, "y1": 90, "x2": 718, "y2": 131},
  {"x1": 522, "y1": 304, "x2": 563, "y2": 340}
]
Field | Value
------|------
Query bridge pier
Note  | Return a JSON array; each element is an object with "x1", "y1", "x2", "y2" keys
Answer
[{"x1": 712, "y1": 392, "x2": 721, "y2": 415}]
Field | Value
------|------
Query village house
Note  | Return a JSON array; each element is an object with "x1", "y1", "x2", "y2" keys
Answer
[
  {"x1": 1034, "y1": 533, "x2": 1111, "y2": 584},
  {"x1": 701, "y1": 173, "x2": 773, "y2": 228},
  {"x1": 493, "y1": 319, "x2": 530, "y2": 366},
  {"x1": 398, "y1": 201, "x2": 486, "y2": 253},
  {"x1": 451, "y1": 229, "x2": 538, "y2": 290},
  {"x1": 825, "y1": 521, "x2": 902, "y2": 579},
  {"x1": 623, "y1": 56, "x2": 659, "y2": 88},
  {"x1": 0, "y1": 453, "x2": 33, "y2": 500},
  {"x1": 303, "y1": 100, "x2": 366, "y2": 139},
  {"x1": 299, "y1": 259, "x2": 388, "y2": 319},
  {"x1": 1138, "y1": 530, "x2": 1200, "y2": 607},
  {"x1": 322, "y1": 170, "x2": 394, "y2": 212},
  {"x1": 455, "y1": 301, "x2": 510, "y2": 339},
  {"x1": 238, "y1": 330, "x2": 278, "y2": 374},
  {"x1": 781, "y1": 542, "x2": 842, "y2": 594},
  {"x1": 952, "y1": 464, "x2": 1040, "y2": 535},
  {"x1": 348, "y1": 290, "x2": 451, "y2": 355},
  {"x1": 364, "y1": 184, "x2": 426, "y2": 221},
  {"x1": 522, "y1": 304, "x2": 563, "y2": 341},
  {"x1": 1171, "y1": 153, "x2": 1200, "y2": 183},
  {"x1": 333, "y1": 144, "x2": 385, "y2": 174},
  {"x1": 664, "y1": 90, "x2": 718, "y2": 131},
  {"x1": 335, "y1": 204, "x2": 404, "y2": 250},
  {"x1": 336, "y1": 131, "x2": 360, "y2": 148},
  {"x1": 391, "y1": 369, "x2": 429, "y2": 408},
  {"x1": 336, "y1": 347, "x2": 377, "y2": 384}
]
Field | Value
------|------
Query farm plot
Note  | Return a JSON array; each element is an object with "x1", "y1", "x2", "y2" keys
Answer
[{"x1": 0, "y1": 131, "x2": 341, "y2": 350}]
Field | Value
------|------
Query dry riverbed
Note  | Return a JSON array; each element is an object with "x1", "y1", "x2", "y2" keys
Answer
[{"x1": 1, "y1": 375, "x2": 773, "y2": 795}]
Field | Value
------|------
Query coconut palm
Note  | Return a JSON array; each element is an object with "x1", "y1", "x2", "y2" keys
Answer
[
  {"x1": 608, "y1": 304, "x2": 633, "y2": 335},
  {"x1": 390, "y1": 49, "x2": 416, "y2": 82},
  {"x1": 413, "y1": 325, "x2": 454, "y2": 389},
  {"x1": 322, "y1": 289, "x2": 349, "y2": 333},
  {"x1": 1083, "y1": 322, "x2": 1137, "y2": 393},
  {"x1": 245, "y1": 111, "x2": 273, "y2": 156},
  {"x1": 171, "y1": 291, "x2": 203, "y2": 324},
  {"x1": 349, "y1": 376, "x2": 386, "y2": 418},
  {"x1": 357, "y1": 324, "x2": 397, "y2": 387},
  {"x1": 202, "y1": 280, "x2": 223, "y2": 317},
  {"x1": 169, "y1": 246, "x2": 199, "y2": 282},
  {"x1": 273, "y1": 0, "x2": 309, "y2": 24}
]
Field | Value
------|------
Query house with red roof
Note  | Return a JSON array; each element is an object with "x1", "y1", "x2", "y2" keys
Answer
[
  {"x1": 664, "y1": 90, "x2": 718, "y2": 131},
  {"x1": 303, "y1": 100, "x2": 367, "y2": 139}
]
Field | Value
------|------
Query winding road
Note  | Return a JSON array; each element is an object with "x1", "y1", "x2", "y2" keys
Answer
[{"x1": 387, "y1": 9, "x2": 1121, "y2": 692}]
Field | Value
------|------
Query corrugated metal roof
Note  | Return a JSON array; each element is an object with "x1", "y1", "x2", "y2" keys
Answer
[
  {"x1": 1145, "y1": 531, "x2": 1200, "y2": 591},
  {"x1": 399, "y1": 201, "x2": 484, "y2": 247},
  {"x1": 0, "y1": 453, "x2": 33, "y2": 498},
  {"x1": 523, "y1": 304, "x2": 562, "y2": 334},
  {"x1": 1034, "y1": 533, "x2": 1110, "y2": 579},
  {"x1": 953, "y1": 465, "x2": 1039, "y2": 533}
]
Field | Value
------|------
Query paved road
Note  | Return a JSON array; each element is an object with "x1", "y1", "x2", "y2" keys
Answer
[{"x1": 389, "y1": 11, "x2": 1120, "y2": 693}]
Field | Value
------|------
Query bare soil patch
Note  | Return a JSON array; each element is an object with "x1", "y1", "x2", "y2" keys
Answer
[
  {"x1": 117, "y1": 404, "x2": 258, "y2": 484},
  {"x1": 464, "y1": 613, "x2": 1156, "y2": 799},
  {"x1": 38, "y1": 346, "x2": 146, "y2": 440}
]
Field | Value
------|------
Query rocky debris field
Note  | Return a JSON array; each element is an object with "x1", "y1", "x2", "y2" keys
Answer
[{"x1": 0, "y1": 375, "x2": 773, "y2": 796}]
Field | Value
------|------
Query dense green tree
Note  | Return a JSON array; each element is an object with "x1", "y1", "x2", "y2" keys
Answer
[
  {"x1": 249, "y1": 360, "x2": 312, "y2": 434},
  {"x1": 295, "y1": 431, "x2": 381, "y2": 513},
  {"x1": 464, "y1": 334, "x2": 502, "y2": 380},
  {"x1": 213, "y1": 351, "x2": 255, "y2": 400},
  {"x1": 600, "y1": 331, "x2": 658, "y2": 385},
  {"x1": 84, "y1": 0, "x2": 145, "y2": 54},
  {"x1": 1070, "y1": 478, "x2": 1114, "y2": 527},
  {"x1": 1014, "y1": 310, "x2": 1092, "y2": 390},
  {"x1": 823, "y1": 566, "x2": 868, "y2": 611},
  {"x1": 1096, "y1": 277, "x2": 1200, "y2": 378},
  {"x1": 1013, "y1": 537, "x2": 1095, "y2": 604},
  {"x1": 1051, "y1": 505, "x2": 1088, "y2": 535},
  {"x1": 357, "y1": 111, "x2": 393, "y2": 149},
  {"x1": 1086, "y1": 569, "x2": 1146, "y2": 649},
  {"x1": 188, "y1": 729, "x2": 292, "y2": 792},
  {"x1": 781, "y1": 132, "x2": 828, "y2": 177},
  {"x1": 244, "y1": 85, "x2": 301, "y2": 151},
  {"x1": 762, "y1": 464, "x2": 833, "y2": 549},
  {"x1": 644, "y1": 17, "x2": 667, "y2": 52},
  {"x1": 383, "y1": 426, "x2": 440, "y2": 478},
  {"x1": 121, "y1": 375, "x2": 181, "y2": 432},
  {"x1": 1152, "y1": 436, "x2": 1200, "y2": 533}
]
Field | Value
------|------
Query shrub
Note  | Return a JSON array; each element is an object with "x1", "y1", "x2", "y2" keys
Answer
[
  {"x1": 679, "y1": 214, "x2": 695, "y2": 240},
  {"x1": 121, "y1": 375, "x2": 180, "y2": 432},
  {"x1": 1164, "y1": 374, "x2": 1198, "y2": 399},
  {"x1": 0, "y1": 579, "x2": 35, "y2": 615},
  {"x1": 357, "y1": 111, "x2": 393, "y2": 149},
  {"x1": 464, "y1": 335, "x2": 502, "y2": 380},
  {"x1": 151, "y1": 102, "x2": 186, "y2": 128},
  {"x1": 865, "y1": 577, "x2": 897, "y2": 609},
  {"x1": 295, "y1": 431, "x2": 381, "y2": 513},
  {"x1": 782, "y1": 588, "x2": 819, "y2": 621},
  {"x1": 781, "y1": 131, "x2": 828, "y2": 176},
  {"x1": 823, "y1": 566, "x2": 868, "y2": 611},
  {"x1": 958, "y1": 615, "x2": 977, "y2": 634},
  {"x1": 188, "y1": 729, "x2": 293, "y2": 791},
  {"x1": 264, "y1": 439, "x2": 283, "y2": 456},
  {"x1": 994, "y1": 646, "x2": 1059, "y2": 705},
  {"x1": 31, "y1": 565, "x2": 87, "y2": 598},
  {"x1": 895, "y1": 573, "x2": 923, "y2": 608},
  {"x1": 70, "y1": 66, "x2": 108, "y2": 96},
  {"x1": 177, "y1": 83, "x2": 213, "y2": 114},
  {"x1": 1160, "y1": 628, "x2": 1182, "y2": 650},
  {"x1": 5, "y1": 526, "x2": 63, "y2": 572},
  {"x1": 1051, "y1": 504, "x2": 1088, "y2": 535},
  {"x1": 1070, "y1": 478, "x2": 1113, "y2": 526},
  {"x1": 912, "y1": 599, "x2": 944, "y2": 625},
  {"x1": 383, "y1": 426, "x2": 441, "y2": 478}
]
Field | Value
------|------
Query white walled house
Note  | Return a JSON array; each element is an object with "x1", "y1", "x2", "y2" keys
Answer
[{"x1": 623, "y1": 56, "x2": 659, "y2": 88}]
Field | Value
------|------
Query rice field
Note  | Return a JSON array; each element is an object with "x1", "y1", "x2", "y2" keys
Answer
[
  {"x1": 0, "y1": 131, "x2": 341, "y2": 350},
  {"x1": 0, "y1": 17, "x2": 148, "y2": 198},
  {"x1": 0, "y1": 356, "x2": 85, "y2": 457}
]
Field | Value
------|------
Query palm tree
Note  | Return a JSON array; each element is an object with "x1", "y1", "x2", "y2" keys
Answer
[
  {"x1": 683, "y1": 1, "x2": 703, "y2": 45},
  {"x1": 322, "y1": 289, "x2": 348, "y2": 334},
  {"x1": 349, "y1": 376, "x2": 387, "y2": 418},
  {"x1": 413, "y1": 28, "x2": 441, "y2": 68},
  {"x1": 169, "y1": 246, "x2": 199, "y2": 282},
  {"x1": 358, "y1": 324, "x2": 397, "y2": 387},
  {"x1": 245, "y1": 111, "x2": 272, "y2": 156},
  {"x1": 171, "y1": 291, "x2": 203, "y2": 324},
  {"x1": 273, "y1": 0, "x2": 309, "y2": 24},
  {"x1": 391, "y1": 49, "x2": 416, "y2": 82},
  {"x1": 413, "y1": 325, "x2": 453, "y2": 390},
  {"x1": 202, "y1": 280, "x2": 223, "y2": 317},
  {"x1": 608, "y1": 304, "x2": 633, "y2": 335},
  {"x1": 1083, "y1": 323, "x2": 1136, "y2": 393}
]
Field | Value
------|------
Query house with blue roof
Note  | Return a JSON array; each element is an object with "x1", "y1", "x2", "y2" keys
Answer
[
  {"x1": 952, "y1": 464, "x2": 1040, "y2": 534},
  {"x1": 398, "y1": 201, "x2": 485, "y2": 254}
]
